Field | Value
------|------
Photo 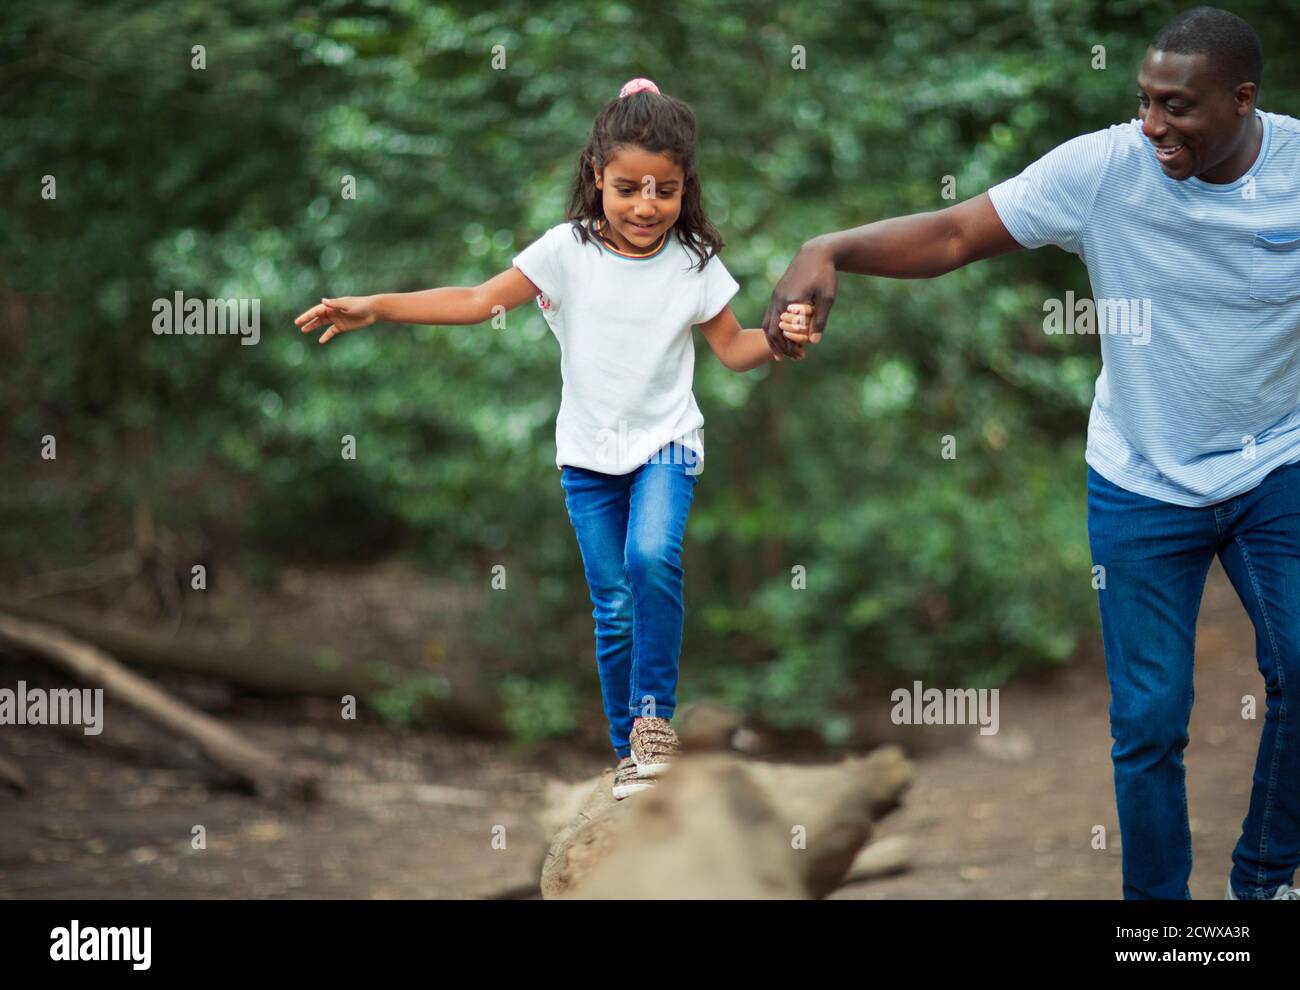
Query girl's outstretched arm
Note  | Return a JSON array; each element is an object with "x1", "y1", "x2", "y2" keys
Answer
[
  {"x1": 295, "y1": 267, "x2": 541, "y2": 344},
  {"x1": 697, "y1": 303, "x2": 815, "y2": 371}
]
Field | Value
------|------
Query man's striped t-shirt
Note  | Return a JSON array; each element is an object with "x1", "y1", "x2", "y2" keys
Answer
[{"x1": 988, "y1": 109, "x2": 1300, "y2": 507}]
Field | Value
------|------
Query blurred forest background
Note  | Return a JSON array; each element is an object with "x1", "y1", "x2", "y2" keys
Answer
[{"x1": 4, "y1": 0, "x2": 1297, "y2": 752}]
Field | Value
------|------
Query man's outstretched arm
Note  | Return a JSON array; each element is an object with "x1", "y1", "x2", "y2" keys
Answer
[{"x1": 763, "y1": 192, "x2": 1024, "y2": 356}]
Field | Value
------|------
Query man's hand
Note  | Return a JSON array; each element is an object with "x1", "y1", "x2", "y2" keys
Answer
[
  {"x1": 763, "y1": 239, "x2": 837, "y2": 359},
  {"x1": 761, "y1": 194, "x2": 1024, "y2": 359}
]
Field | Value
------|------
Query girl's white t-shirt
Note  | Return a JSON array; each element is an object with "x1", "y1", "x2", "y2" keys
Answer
[{"x1": 512, "y1": 221, "x2": 740, "y2": 475}]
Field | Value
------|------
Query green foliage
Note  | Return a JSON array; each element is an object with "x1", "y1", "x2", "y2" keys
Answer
[
  {"x1": 499, "y1": 675, "x2": 581, "y2": 742},
  {"x1": 370, "y1": 671, "x2": 454, "y2": 726},
  {"x1": 5, "y1": 0, "x2": 1297, "y2": 740}
]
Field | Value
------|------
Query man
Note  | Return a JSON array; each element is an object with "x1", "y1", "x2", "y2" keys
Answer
[{"x1": 767, "y1": 6, "x2": 1300, "y2": 900}]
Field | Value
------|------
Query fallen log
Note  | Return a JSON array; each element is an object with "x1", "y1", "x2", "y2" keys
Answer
[
  {"x1": 840, "y1": 834, "x2": 911, "y2": 887},
  {"x1": 540, "y1": 746, "x2": 913, "y2": 899},
  {"x1": 0, "y1": 753, "x2": 27, "y2": 793},
  {"x1": 0, "y1": 612, "x2": 319, "y2": 799},
  {"x1": 0, "y1": 601, "x2": 503, "y2": 735}
]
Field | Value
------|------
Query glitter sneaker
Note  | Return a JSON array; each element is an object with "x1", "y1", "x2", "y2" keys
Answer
[
  {"x1": 612, "y1": 756, "x2": 654, "y2": 800},
  {"x1": 629, "y1": 717, "x2": 680, "y2": 778}
]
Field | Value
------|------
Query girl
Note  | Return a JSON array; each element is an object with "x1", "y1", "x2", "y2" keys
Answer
[{"x1": 295, "y1": 78, "x2": 815, "y2": 798}]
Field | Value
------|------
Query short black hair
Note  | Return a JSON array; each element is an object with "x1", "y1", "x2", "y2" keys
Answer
[{"x1": 1150, "y1": 6, "x2": 1263, "y2": 90}]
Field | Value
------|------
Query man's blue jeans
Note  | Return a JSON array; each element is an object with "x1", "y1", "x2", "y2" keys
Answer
[
  {"x1": 560, "y1": 442, "x2": 699, "y2": 758},
  {"x1": 1087, "y1": 461, "x2": 1300, "y2": 899}
]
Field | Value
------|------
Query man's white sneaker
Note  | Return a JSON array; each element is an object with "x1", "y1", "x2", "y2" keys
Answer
[{"x1": 1225, "y1": 879, "x2": 1300, "y2": 900}]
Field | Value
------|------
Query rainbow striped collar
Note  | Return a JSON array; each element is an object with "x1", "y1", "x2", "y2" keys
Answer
[{"x1": 590, "y1": 221, "x2": 673, "y2": 260}]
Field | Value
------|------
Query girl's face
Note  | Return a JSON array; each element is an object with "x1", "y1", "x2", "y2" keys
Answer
[{"x1": 593, "y1": 145, "x2": 685, "y2": 253}]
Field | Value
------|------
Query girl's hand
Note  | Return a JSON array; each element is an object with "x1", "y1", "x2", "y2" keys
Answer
[
  {"x1": 294, "y1": 296, "x2": 377, "y2": 344},
  {"x1": 778, "y1": 302, "x2": 819, "y2": 350},
  {"x1": 771, "y1": 318, "x2": 806, "y2": 361}
]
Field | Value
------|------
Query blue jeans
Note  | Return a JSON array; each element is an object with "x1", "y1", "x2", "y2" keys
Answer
[
  {"x1": 560, "y1": 442, "x2": 699, "y2": 758},
  {"x1": 1087, "y1": 461, "x2": 1300, "y2": 899}
]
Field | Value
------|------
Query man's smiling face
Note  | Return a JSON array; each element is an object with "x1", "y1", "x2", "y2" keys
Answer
[{"x1": 1137, "y1": 48, "x2": 1257, "y2": 182}]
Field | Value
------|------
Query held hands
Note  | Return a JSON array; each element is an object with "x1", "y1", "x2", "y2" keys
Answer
[
  {"x1": 779, "y1": 302, "x2": 820, "y2": 345},
  {"x1": 294, "y1": 296, "x2": 377, "y2": 344},
  {"x1": 772, "y1": 302, "x2": 819, "y2": 361},
  {"x1": 763, "y1": 240, "x2": 837, "y2": 359}
]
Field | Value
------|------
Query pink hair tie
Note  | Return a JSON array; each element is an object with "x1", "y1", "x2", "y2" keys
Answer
[{"x1": 619, "y1": 78, "x2": 660, "y2": 98}]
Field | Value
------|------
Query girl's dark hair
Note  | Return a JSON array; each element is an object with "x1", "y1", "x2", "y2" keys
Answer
[{"x1": 565, "y1": 86, "x2": 724, "y2": 272}]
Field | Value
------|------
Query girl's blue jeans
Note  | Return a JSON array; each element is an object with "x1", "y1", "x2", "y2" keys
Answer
[
  {"x1": 1087, "y1": 461, "x2": 1300, "y2": 899},
  {"x1": 560, "y1": 442, "x2": 699, "y2": 758}
]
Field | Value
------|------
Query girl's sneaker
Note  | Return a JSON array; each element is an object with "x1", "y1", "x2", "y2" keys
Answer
[
  {"x1": 612, "y1": 756, "x2": 654, "y2": 800},
  {"x1": 629, "y1": 717, "x2": 680, "y2": 778}
]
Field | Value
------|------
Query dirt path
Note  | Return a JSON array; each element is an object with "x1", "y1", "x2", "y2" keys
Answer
[
  {"x1": 0, "y1": 562, "x2": 1265, "y2": 899},
  {"x1": 0, "y1": 697, "x2": 606, "y2": 899},
  {"x1": 835, "y1": 561, "x2": 1265, "y2": 900}
]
